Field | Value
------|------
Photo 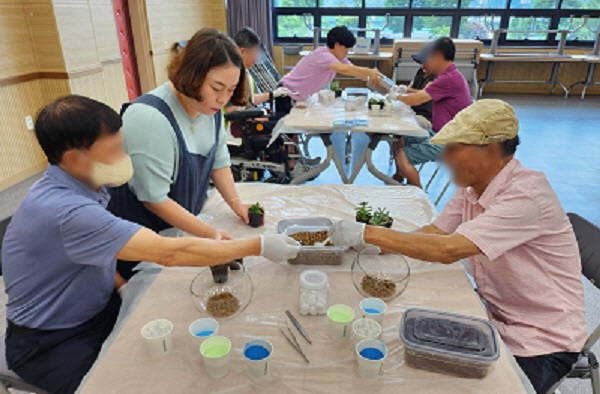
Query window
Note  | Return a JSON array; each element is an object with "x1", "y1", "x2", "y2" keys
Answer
[
  {"x1": 506, "y1": 17, "x2": 551, "y2": 40},
  {"x1": 320, "y1": 15, "x2": 360, "y2": 37},
  {"x1": 412, "y1": 16, "x2": 453, "y2": 38},
  {"x1": 561, "y1": 0, "x2": 600, "y2": 8},
  {"x1": 558, "y1": 17, "x2": 600, "y2": 40},
  {"x1": 459, "y1": 16, "x2": 501, "y2": 39},
  {"x1": 366, "y1": 15, "x2": 405, "y2": 39},
  {"x1": 412, "y1": 0, "x2": 458, "y2": 7},
  {"x1": 461, "y1": 0, "x2": 507, "y2": 8},
  {"x1": 274, "y1": 0, "x2": 316, "y2": 6},
  {"x1": 320, "y1": 0, "x2": 362, "y2": 6},
  {"x1": 365, "y1": 0, "x2": 409, "y2": 7},
  {"x1": 509, "y1": 0, "x2": 559, "y2": 9},
  {"x1": 277, "y1": 15, "x2": 314, "y2": 38},
  {"x1": 273, "y1": 0, "x2": 600, "y2": 46}
]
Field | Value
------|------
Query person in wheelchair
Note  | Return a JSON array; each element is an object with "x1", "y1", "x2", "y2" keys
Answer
[{"x1": 225, "y1": 27, "x2": 319, "y2": 182}]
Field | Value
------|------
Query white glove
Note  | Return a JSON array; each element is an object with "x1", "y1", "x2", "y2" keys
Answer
[
  {"x1": 260, "y1": 234, "x2": 301, "y2": 262},
  {"x1": 387, "y1": 84, "x2": 408, "y2": 101},
  {"x1": 273, "y1": 87, "x2": 297, "y2": 98},
  {"x1": 330, "y1": 220, "x2": 366, "y2": 249}
]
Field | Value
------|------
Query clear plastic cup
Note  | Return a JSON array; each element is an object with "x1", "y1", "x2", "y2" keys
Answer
[
  {"x1": 243, "y1": 339, "x2": 273, "y2": 378},
  {"x1": 200, "y1": 336, "x2": 232, "y2": 378},
  {"x1": 359, "y1": 298, "x2": 387, "y2": 324},
  {"x1": 189, "y1": 318, "x2": 219, "y2": 345},
  {"x1": 356, "y1": 339, "x2": 387, "y2": 379},
  {"x1": 141, "y1": 319, "x2": 173, "y2": 358},
  {"x1": 327, "y1": 304, "x2": 355, "y2": 341},
  {"x1": 352, "y1": 317, "x2": 382, "y2": 347}
]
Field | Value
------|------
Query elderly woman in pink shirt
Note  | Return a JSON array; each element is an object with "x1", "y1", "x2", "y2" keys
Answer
[{"x1": 330, "y1": 99, "x2": 587, "y2": 394}]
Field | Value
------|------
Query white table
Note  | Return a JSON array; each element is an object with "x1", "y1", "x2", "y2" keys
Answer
[
  {"x1": 78, "y1": 184, "x2": 534, "y2": 394},
  {"x1": 276, "y1": 95, "x2": 428, "y2": 185}
]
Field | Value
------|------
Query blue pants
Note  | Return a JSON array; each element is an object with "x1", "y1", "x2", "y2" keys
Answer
[
  {"x1": 6, "y1": 292, "x2": 121, "y2": 394},
  {"x1": 516, "y1": 351, "x2": 579, "y2": 394}
]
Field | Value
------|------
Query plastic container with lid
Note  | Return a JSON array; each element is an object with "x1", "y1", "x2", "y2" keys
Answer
[
  {"x1": 298, "y1": 270, "x2": 329, "y2": 316},
  {"x1": 400, "y1": 308, "x2": 499, "y2": 379},
  {"x1": 279, "y1": 220, "x2": 346, "y2": 265}
]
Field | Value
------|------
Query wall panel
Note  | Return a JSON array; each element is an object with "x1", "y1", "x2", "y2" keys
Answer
[{"x1": 0, "y1": 4, "x2": 38, "y2": 79}]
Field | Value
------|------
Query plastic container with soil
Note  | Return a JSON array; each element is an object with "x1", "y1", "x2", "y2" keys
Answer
[
  {"x1": 281, "y1": 224, "x2": 346, "y2": 265},
  {"x1": 400, "y1": 308, "x2": 499, "y2": 379}
]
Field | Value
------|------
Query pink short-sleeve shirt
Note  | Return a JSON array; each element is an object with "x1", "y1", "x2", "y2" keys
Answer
[
  {"x1": 280, "y1": 46, "x2": 351, "y2": 101},
  {"x1": 434, "y1": 158, "x2": 587, "y2": 357}
]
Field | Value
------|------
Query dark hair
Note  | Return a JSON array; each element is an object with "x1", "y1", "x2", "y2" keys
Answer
[
  {"x1": 234, "y1": 27, "x2": 261, "y2": 49},
  {"x1": 326, "y1": 26, "x2": 356, "y2": 49},
  {"x1": 34, "y1": 95, "x2": 122, "y2": 165},
  {"x1": 499, "y1": 135, "x2": 520, "y2": 157},
  {"x1": 431, "y1": 37, "x2": 456, "y2": 62},
  {"x1": 168, "y1": 28, "x2": 247, "y2": 106}
]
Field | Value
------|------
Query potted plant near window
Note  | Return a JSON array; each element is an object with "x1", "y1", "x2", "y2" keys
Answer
[
  {"x1": 355, "y1": 202, "x2": 373, "y2": 224},
  {"x1": 331, "y1": 80, "x2": 342, "y2": 97},
  {"x1": 369, "y1": 207, "x2": 394, "y2": 228},
  {"x1": 248, "y1": 203, "x2": 264, "y2": 228}
]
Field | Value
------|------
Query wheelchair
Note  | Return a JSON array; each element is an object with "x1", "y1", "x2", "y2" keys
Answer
[{"x1": 224, "y1": 100, "x2": 312, "y2": 184}]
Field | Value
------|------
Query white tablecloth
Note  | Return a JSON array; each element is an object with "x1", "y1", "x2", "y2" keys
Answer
[{"x1": 79, "y1": 184, "x2": 532, "y2": 394}]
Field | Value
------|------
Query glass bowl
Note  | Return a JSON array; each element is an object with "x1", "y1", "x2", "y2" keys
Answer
[
  {"x1": 351, "y1": 249, "x2": 410, "y2": 301},
  {"x1": 190, "y1": 263, "x2": 253, "y2": 320}
]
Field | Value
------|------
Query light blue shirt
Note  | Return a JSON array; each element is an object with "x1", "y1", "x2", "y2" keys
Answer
[
  {"x1": 122, "y1": 83, "x2": 231, "y2": 203},
  {"x1": 2, "y1": 165, "x2": 141, "y2": 329}
]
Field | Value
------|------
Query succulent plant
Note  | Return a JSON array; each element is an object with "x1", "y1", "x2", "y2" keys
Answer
[
  {"x1": 369, "y1": 207, "x2": 392, "y2": 227},
  {"x1": 249, "y1": 202, "x2": 263, "y2": 215},
  {"x1": 355, "y1": 202, "x2": 373, "y2": 223},
  {"x1": 331, "y1": 80, "x2": 341, "y2": 91}
]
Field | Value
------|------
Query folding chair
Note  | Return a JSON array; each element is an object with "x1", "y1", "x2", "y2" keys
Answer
[
  {"x1": 420, "y1": 162, "x2": 452, "y2": 206},
  {"x1": 0, "y1": 335, "x2": 47, "y2": 394},
  {"x1": 547, "y1": 213, "x2": 600, "y2": 394}
]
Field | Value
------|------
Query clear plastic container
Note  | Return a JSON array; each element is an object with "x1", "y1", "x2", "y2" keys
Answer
[
  {"x1": 279, "y1": 220, "x2": 346, "y2": 265},
  {"x1": 298, "y1": 270, "x2": 328, "y2": 316},
  {"x1": 400, "y1": 308, "x2": 499, "y2": 379}
]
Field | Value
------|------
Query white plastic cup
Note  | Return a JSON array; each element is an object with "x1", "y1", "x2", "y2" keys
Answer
[
  {"x1": 356, "y1": 339, "x2": 387, "y2": 379},
  {"x1": 352, "y1": 317, "x2": 382, "y2": 347},
  {"x1": 141, "y1": 319, "x2": 174, "y2": 358},
  {"x1": 359, "y1": 298, "x2": 387, "y2": 324},
  {"x1": 327, "y1": 304, "x2": 355, "y2": 341},
  {"x1": 243, "y1": 339, "x2": 273, "y2": 378},
  {"x1": 200, "y1": 336, "x2": 232, "y2": 378},
  {"x1": 189, "y1": 318, "x2": 219, "y2": 345}
]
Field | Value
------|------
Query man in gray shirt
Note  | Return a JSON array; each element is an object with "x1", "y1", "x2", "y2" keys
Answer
[{"x1": 2, "y1": 95, "x2": 300, "y2": 394}]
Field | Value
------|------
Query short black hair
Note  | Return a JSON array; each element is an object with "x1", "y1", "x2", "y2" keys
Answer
[
  {"x1": 431, "y1": 37, "x2": 456, "y2": 62},
  {"x1": 233, "y1": 27, "x2": 261, "y2": 49},
  {"x1": 499, "y1": 135, "x2": 520, "y2": 157},
  {"x1": 326, "y1": 26, "x2": 356, "y2": 49},
  {"x1": 34, "y1": 95, "x2": 122, "y2": 165}
]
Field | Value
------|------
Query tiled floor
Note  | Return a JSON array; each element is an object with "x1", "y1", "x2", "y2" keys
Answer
[{"x1": 0, "y1": 93, "x2": 598, "y2": 393}]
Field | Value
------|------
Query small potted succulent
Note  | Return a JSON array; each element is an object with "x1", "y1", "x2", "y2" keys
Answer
[
  {"x1": 368, "y1": 98, "x2": 392, "y2": 116},
  {"x1": 355, "y1": 202, "x2": 373, "y2": 224},
  {"x1": 331, "y1": 80, "x2": 342, "y2": 97},
  {"x1": 369, "y1": 207, "x2": 394, "y2": 228},
  {"x1": 248, "y1": 202, "x2": 264, "y2": 228}
]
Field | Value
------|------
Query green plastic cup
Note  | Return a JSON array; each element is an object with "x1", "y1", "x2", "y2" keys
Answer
[
  {"x1": 200, "y1": 336, "x2": 231, "y2": 378},
  {"x1": 327, "y1": 304, "x2": 355, "y2": 340}
]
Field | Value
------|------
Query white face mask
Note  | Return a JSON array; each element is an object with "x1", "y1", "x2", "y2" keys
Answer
[{"x1": 90, "y1": 155, "x2": 133, "y2": 187}]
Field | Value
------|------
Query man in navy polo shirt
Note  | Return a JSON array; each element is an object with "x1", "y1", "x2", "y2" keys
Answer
[{"x1": 1, "y1": 95, "x2": 300, "y2": 394}]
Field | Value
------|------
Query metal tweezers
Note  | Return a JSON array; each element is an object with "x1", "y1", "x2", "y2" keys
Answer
[{"x1": 279, "y1": 321, "x2": 310, "y2": 364}]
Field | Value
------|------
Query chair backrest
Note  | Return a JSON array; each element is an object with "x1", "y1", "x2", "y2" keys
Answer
[
  {"x1": 568, "y1": 212, "x2": 600, "y2": 352},
  {"x1": 568, "y1": 213, "x2": 600, "y2": 287}
]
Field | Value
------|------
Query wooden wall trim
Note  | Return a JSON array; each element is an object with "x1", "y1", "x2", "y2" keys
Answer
[
  {"x1": 0, "y1": 58, "x2": 123, "y2": 88},
  {"x1": 0, "y1": 72, "x2": 69, "y2": 88}
]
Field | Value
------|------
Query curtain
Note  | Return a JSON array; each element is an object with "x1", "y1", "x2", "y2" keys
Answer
[{"x1": 227, "y1": 0, "x2": 274, "y2": 56}]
